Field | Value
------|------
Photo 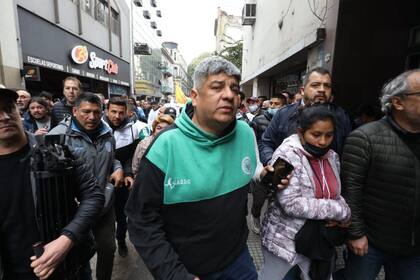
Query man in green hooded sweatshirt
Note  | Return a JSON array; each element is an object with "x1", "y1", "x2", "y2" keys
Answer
[{"x1": 126, "y1": 56, "x2": 276, "y2": 280}]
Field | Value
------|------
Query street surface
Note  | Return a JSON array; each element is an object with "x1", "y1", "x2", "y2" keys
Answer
[{"x1": 89, "y1": 195, "x2": 384, "y2": 280}]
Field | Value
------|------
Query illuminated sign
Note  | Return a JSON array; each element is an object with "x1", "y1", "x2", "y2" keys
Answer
[
  {"x1": 88, "y1": 52, "x2": 119, "y2": 75},
  {"x1": 70, "y1": 46, "x2": 119, "y2": 75},
  {"x1": 71, "y1": 46, "x2": 88, "y2": 64}
]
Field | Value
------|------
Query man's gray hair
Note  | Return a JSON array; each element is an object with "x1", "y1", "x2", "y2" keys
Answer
[
  {"x1": 193, "y1": 56, "x2": 241, "y2": 90},
  {"x1": 380, "y1": 69, "x2": 420, "y2": 114}
]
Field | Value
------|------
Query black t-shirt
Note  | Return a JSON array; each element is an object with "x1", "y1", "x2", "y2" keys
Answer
[{"x1": 0, "y1": 144, "x2": 39, "y2": 279}]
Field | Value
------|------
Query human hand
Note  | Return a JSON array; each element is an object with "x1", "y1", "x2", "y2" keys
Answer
[
  {"x1": 109, "y1": 168, "x2": 124, "y2": 188},
  {"x1": 260, "y1": 165, "x2": 291, "y2": 190},
  {"x1": 34, "y1": 128, "x2": 48, "y2": 135},
  {"x1": 347, "y1": 236, "x2": 368, "y2": 256},
  {"x1": 124, "y1": 176, "x2": 134, "y2": 190},
  {"x1": 30, "y1": 235, "x2": 73, "y2": 279}
]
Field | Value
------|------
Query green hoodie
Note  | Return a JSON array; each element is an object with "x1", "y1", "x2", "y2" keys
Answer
[{"x1": 146, "y1": 103, "x2": 257, "y2": 204}]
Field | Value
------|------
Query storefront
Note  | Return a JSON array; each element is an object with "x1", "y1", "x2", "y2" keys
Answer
[{"x1": 18, "y1": 7, "x2": 130, "y2": 98}]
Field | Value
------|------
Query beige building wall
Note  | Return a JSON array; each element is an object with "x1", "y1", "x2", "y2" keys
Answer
[
  {"x1": 215, "y1": 8, "x2": 242, "y2": 53},
  {"x1": 0, "y1": 0, "x2": 24, "y2": 87}
]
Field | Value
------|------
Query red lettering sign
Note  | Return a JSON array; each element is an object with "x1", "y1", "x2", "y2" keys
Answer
[{"x1": 106, "y1": 59, "x2": 119, "y2": 75}]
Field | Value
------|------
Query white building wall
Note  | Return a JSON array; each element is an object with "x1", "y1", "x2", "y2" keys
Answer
[{"x1": 242, "y1": 0, "x2": 340, "y2": 84}]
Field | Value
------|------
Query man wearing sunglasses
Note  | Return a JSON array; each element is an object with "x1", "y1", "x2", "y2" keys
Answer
[{"x1": 341, "y1": 69, "x2": 420, "y2": 279}]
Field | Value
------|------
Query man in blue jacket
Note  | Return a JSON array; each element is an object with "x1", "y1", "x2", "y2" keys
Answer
[{"x1": 259, "y1": 67, "x2": 352, "y2": 165}]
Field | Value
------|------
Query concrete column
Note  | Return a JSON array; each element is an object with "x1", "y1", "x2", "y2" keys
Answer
[
  {"x1": 252, "y1": 77, "x2": 258, "y2": 97},
  {"x1": 0, "y1": 0, "x2": 24, "y2": 87}
]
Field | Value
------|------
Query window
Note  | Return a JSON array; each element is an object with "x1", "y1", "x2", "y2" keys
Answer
[
  {"x1": 133, "y1": 0, "x2": 143, "y2": 7},
  {"x1": 150, "y1": 0, "x2": 157, "y2": 8},
  {"x1": 143, "y1": 10, "x2": 151, "y2": 19},
  {"x1": 156, "y1": 10, "x2": 161, "y2": 17},
  {"x1": 95, "y1": 0, "x2": 109, "y2": 27},
  {"x1": 150, "y1": 21, "x2": 157, "y2": 29},
  {"x1": 111, "y1": 8, "x2": 120, "y2": 35},
  {"x1": 81, "y1": 0, "x2": 93, "y2": 16}
]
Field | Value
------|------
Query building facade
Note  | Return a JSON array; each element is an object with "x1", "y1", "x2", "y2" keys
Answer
[
  {"x1": 241, "y1": 0, "x2": 420, "y2": 113},
  {"x1": 214, "y1": 8, "x2": 243, "y2": 54},
  {"x1": 1, "y1": 0, "x2": 131, "y2": 98},
  {"x1": 131, "y1": 0, "x2": 164, "y2": 100}
]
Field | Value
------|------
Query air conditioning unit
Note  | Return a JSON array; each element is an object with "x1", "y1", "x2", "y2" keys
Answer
[
  {"x1": 242, "y1": 3, "x2": 256, "y2": 25},
  {"x1": 133, "y1": 0, "x2": 142, "y2": 7},
  {"x1": 150, "y1": 21, "x2": 157, "y2": 29},
  {"x1": 150, "y1": 0, "x2": 157, "y2": 8},
  {"x1": 156, "y1": 30, "x2": 162, "y2": 37},
  {"x1": 143, "y1": 10, "x2": 150, "y2": 19},
  {"x1": 134, "y1": 43, "x2": 152, "y2": 55},
  {"x1": 156, "y1": 10, "x2": 162, "y2": 17}
]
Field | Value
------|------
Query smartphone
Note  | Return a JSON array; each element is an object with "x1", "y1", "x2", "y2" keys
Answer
[{"x1": 272, "y1": 158, "x2": 294, "y2": 187}]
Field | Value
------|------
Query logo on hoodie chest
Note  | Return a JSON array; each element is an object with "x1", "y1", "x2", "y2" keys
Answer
[
  {"x1": 241, "y1": 156, "x2": 252, "y2": 175},
  {"x1": 165, "y1": 177, "x2": 192, "y2": 190}
]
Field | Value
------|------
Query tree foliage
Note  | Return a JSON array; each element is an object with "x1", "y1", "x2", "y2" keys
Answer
[
  {"x1": 215, "y1": 41, "x2": 243, "y2": 71},
  {"x1": 186, "y1": 41, "x2": 243, "y2": 80}
]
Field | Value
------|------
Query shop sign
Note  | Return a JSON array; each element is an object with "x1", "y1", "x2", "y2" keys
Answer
[
  {"x1": 27, "y1": 55, "x2": 64, "y2": 71},
  {"x1": 70, "y1": 46, "x2": 88, "y2": 64},
  {"x1": 88, "y1": 52, "x2": 119, "y2": 75},
  {"x1": 70, "y1": 46, "x2": 119, "y2": 75}
]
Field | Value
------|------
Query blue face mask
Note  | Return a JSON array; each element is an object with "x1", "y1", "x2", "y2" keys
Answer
[{"x1": 267, "y1": 108, "x2": 279, "y2": 116}]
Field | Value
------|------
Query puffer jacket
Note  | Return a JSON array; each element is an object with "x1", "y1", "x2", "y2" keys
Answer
[
  {"x1": 250, "y1": 110, "x2": 272, "y2": 141},
  {"x1": 48, "y1": 117, "x2": 122, "y2": 190},
  {"x1": 341, "y1": 117, "x2": 420, "y2": 256},
  {"x1": 261, "y1": 134, "x2": 350, "y2": 263},
  {"x1": 51, "y1": 98, "x2": 73, "y2": 122},
  {"x1": 259, "y1": 102, "x2": 352, "y2": 165}
]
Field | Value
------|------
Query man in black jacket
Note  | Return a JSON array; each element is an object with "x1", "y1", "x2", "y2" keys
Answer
[
  {"x1": 0, "y1": 88, "x2": 104, "y2": 280},
  {"x1": 259, "y1": 67, "x2": 352, "y2": 165},
  {"x1": 51, "y1": 76, "x2": 81, "y2": 122},
  {"x1": 341, "y1": 69, "x2": 420, "y2": 279}
]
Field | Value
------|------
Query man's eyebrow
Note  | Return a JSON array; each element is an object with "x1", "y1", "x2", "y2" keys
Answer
[{"x1": 209, "y1": 80, "x2": 225, "y2": 86}]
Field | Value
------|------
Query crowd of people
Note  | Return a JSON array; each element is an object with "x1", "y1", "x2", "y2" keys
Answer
[{"x1": 0, "y1": 56, "x2": 419, "y2": 280}]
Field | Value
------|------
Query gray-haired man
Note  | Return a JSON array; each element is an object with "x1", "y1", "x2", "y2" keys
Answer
[
  {"x1": 341, "y1": 69, "x2": 420, "y2": 279},
  {"x1": 126, "y1": 56, "x2": 276, "y2": 280}
]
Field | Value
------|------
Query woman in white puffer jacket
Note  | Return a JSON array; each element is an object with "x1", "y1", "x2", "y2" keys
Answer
[{"x1": 259, "y1": 104, "x2": 351, "y2": 280}]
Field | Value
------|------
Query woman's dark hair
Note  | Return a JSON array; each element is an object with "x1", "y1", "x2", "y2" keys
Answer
[
  {"x1": 28, "y1": 96, "x2": 50, "y2": 113},
  {"x1": 297, "y1": 104, "x2": 336, "y2": 132}
]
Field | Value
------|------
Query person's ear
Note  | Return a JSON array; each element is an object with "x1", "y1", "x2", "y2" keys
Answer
[
  {"x1": 190, "y1": 89, "x2": 198, "y2": 107},
  {"x1": 297, "y1": 127, "x2": 305, "y2": 143},
  {"x1": 391, "y1": 96, "x2": 404, "y2": 111},
  {"x1": 72, "y1": 106, "x2": 78, "y2": 117},
  {"x1": 300, "y1": 86, "x2": 305, "y2": 97}
]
